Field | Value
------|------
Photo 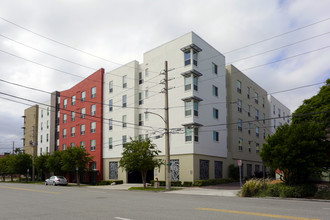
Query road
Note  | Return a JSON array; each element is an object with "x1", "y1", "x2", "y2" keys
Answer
[{"x1": 0, "y1": 183, "x2": 329, "y2": 220}]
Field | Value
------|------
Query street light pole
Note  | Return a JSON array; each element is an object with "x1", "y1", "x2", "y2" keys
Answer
[{"x1": 164, "y1": 61, "x2": 171, "y2": 190}]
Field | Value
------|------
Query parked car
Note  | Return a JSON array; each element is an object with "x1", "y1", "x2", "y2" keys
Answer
[{"x1": 45, "y1": 176, "x2": 68, "y2": 186}]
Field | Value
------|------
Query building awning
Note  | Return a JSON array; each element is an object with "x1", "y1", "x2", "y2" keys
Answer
[
  {"x1": 180, "y1": 44, "x2": 202, "y2": 52},
  {"x1": 181, "y1": 69, "x2": 203, "y2": 77},
  {"x1": 181, "y1": 122, "x2": 203, "y2": 127},
  {"x1": 181, "y1": 96, "x2": 203, "y2": 102}
]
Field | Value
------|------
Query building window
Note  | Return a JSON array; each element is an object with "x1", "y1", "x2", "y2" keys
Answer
[
  {"x1": 238, "y1": 119, "x2": 242, "y2": 131},
  {"x1": 213, "y1": 131, "x2": 219, "y2": 142},
  {"x1": 185, "y1": 126, "x2": 199, "y2": 142},
  {"x1": 122, "y1": 115, "x2": 127, "y2": 128},
  {"x1": 41, "y1": 110, "x2": 43, "y2": 118},
  {"x1": 71, "y1": 95, "x2": 76, "y2": 106},
  {"x1": 81, "y1": 124, "x2": 85, "y2": 135},
  {"x1": 145, "y1": 68, "x2": 149, "y2": 77},
  {"x1": 254, "y1": 92, "x2": 258, "y2": 104},
  {"x1": 274, "y1": 119, "x2": 276, "y2": 128},
  {"x1": 193, "y1": 101, "x2": 198, "y2": 116},
  {"x1": 248, "y1": 105, "x2": 251, "y2": 117},
  {"x1": 184, "y1": 50, "x2": 191, "y2": 66},
  {"x1": 47, "y1": 120, "x2": 49, "y2": 129},
  {"x1": 40, "y1": 135, "x2": 43, "y2": 143},
  {"x1": 213, "y1": 108, "x2": 219, "y2": 119},
  {"x1": 238, "y1": 138, "x2": 243, "y2": 151},
  {"x1": 91, "y1": 162, "x2": 97, "y2": 170},
  {"x1": 139, "y1": 113, "x2": 143, "y2": 126},
  {"x1": 81, "y1": 108, "x2": 86, "y2": 119},
  {"x1": 212, "y1": 85, "x2": 218, "y2": 97},
  {"x1": 91, "y1": 87, "x2": 96, "y2": 98},
  {"x1": 139, "y1": 92, "x2": 143, "y2": 105},
  {"x1": 80, "y1": 141, "x2": 85, "y2": 148},
  {"x1": 122, "y1": 95, "x2": 127, "y2": 108},
  {"x1": 263, "y1": 129, "x2": 266, "y2": 139},
  {"x1": 63, "y1": 114, "x2": 67, "y2": 124},
  {"x1": 71, "y1": 127, "x2": 75, "y2": 137},
  {"x1": 248, "y1": 141, "x2": 251, "y2": 153},
  {"x1": 193, "y1": 50, "x2": 198, "y2": 66},
  {"x1": 237, "y1": 81, "x2": 241, "y2": 93},
  {"x1": 109, "y1": 99, "x2": 113, "y2": 112},
  {"x1": 283, "y1": 111, "x2": 285, "y2": 119},
  {"x1": 256, "y1": 143, "x2": 260, "y2": 153},
  {"x1": 145, "y1": 111, "x2": 149, "y2": 121},
  {"x1": 256, "y1": 126, "x2": 259, "y2": 137},
  {"x1": 71, "y1": 143, "x2": 75, "y2": 147},
  {"x1": 200, "y1": 160, "x2": 209, "y2": 180},
  {"x1": 145, "y1": 88, "x2": 149, "y2": 99},
  {"x1": 278, "y1": 108, "x2": 281, "y2": 117},
  {"x1": 62, "y1": 144, "x2": 66, "y2": 150},
  {"x1": 91, "y1": 122, "x2": 96, "y2": 133},
  {"x1": 248, "y1": 123, "x2": 251, "y2": 134},
  {"x1": 273, "y1": 105, "x2": 276, "y2": 114},
  {"x1": 71, "y1": 111, "x2": 75, "y2": 121},
  {"x1": 139, "y1": 72, "x2": 143, "y2": 84},
  {"x1": 263, "y1": 113, "x2": 265, "y2": 124},
  {"x1": 212, "y1": 63, "x2": 218, "y2": 74},
  {"x1": 247, "y1": 87, "x2": 250, "y2": 99},
  {"x1": 255, "y1": 109, "x2": 259, "y2": 120},
  {"x1": 90, "y1": 140, "x2": 96, "y2": 151},
  {"x1": 109, "y1": 118, "x2": 113, "y2": 130},
  {"x1": 109, "y1": 137, "x2": 113, "y2": 149},
  {"x1": 184, "y1": 75, "x2": 191, "y2": 91},
  {"x1": 238, "y1": 99, "x2": 242, "y2": 112},
  {"x1": 91, "y1": 104, "x2": 96, "y2": 116},
  {"x1": 262, "y1": 97, "x2": 265, "y2": 108},
  {"x1": 47, "y1": 107, "x2": 49, "y2": 116},
  {"x1": 122, "y1": 135, "x2": 127, "y2": 147},
  {"x1": 109, "y1": 81, "x2": 113, "y2": 93},
  {"x1": 63, "y1": 99, "x2": 67, "y2": 108},
  {"x1": 63, "y1": 129, "x2": 67, "y2": 138},
  {"x1": 81, "y1": 91, "x2": 86, "y2": 102},
  {"x1": 122, "y1": 75, "x2": 127, "y2": 88},
  {"x1": 214, "y1": 161, "x2": 223, "y2": 178},
  {"x1": 185, "y1": 100, "x2": 192, "y2": 116},
  {"x1": 41, "y1": 122, "x2": 43, "y2": 130}
]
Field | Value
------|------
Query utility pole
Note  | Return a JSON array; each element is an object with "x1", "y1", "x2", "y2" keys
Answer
[
  {"x1": 32, "y1": 125, "x2": 36, "y2": 182},
  {"x1": 164, "y1": 61, "x2": 171, "y2": 190}
]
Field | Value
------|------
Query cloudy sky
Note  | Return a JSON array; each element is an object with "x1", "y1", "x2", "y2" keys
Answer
[{"x1": 0, "y1": 0, "x2": 329, "y2": 153}]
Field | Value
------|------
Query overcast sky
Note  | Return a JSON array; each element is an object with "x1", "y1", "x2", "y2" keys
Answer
[{"x1": 0, "y1": 0, "x2": 329, "y2": 154}]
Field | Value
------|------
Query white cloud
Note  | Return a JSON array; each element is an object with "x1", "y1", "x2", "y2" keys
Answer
[{"x1": 0, "y1": 0, "x2": 329, "y2": 153}]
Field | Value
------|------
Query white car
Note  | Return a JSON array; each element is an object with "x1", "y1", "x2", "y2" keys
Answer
[{"x1": 45, "y1": 176, "x2": 68, "y2": 186}]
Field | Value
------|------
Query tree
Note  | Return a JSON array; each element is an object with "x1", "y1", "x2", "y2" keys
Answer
[
  {"x1": 261, "y1": 122, "x2": 329, "y2": 185},
  {"x1": 14, "y1": 153, "x2": 32, "y2": 181},
  {"x1": 119, "y1": 139, "x2": 163, "y2": 188},
  {"x1": 46, "y1": 150, "x2": 64, "y2": 176},
  {"x1": 35, "y1": 154, "x2": 50, "y2": 181},
  {"x1": 0, "y1": 157, "x2": 8, "y2": 181},
  {"x1": 61, "y1": 146, "x2": 93, "y2": 185}
]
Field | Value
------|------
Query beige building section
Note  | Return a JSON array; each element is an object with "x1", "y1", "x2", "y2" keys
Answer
[
  {"x1": 226, "y1": 65, "x2": 271, "y2": 178},
  {"x1": 23, "y1": 105, "x2": 38, "y2": 156}
]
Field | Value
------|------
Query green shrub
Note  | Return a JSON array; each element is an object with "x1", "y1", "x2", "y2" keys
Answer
[
  {"x1": 265, "y1": 183, "x2": 317, "y2": 198},
  {"x1": 314, "y1": 186, "x2": 330, "y2": 200},
  {"x1": 171, "y1": 181, "x2": 182, "y2": 187},
  {"x1": 228, "y1": 164, "x2": 239, "y2": 180},
  {"x1": 194, "y1": 178, "x2": 234, "y2": 186},
  {"x1": 112, "y1": 180, "x2": 123, "y2": 185},
  {"x1": 240, "y1": 179, "x2": 271, "y2": 197},
  {"x1": 98, "y1": 180, "x2": 123, "y2": 185},
  {"x1": 183, "y1": 181, "x2": 193, "y2": 187}
]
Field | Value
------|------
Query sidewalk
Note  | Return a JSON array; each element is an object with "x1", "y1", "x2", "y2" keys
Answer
[{"x1": 86, "y1": 182, "x2": 240, "y2": 197}]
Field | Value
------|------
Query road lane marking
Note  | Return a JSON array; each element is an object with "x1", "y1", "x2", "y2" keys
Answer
[
  {"x1": 114, "y1": 217, "x2": 132, "y2": 220},
  {"x1": 0, "y1": 186, "x2": 60, "y2": 194},
  {"x1": 196, "y1": 208, "x2": 320, "y2": 220}
]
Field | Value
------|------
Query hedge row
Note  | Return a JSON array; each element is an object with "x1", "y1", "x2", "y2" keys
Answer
[
  {"x1": 193, "y1": 178, "x2": 235, "y2": 186},
  {"x1": 97, "y1": 180, "x2": 124, "y2": 185}
]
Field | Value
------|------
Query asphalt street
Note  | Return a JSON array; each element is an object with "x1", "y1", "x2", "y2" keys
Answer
[{"x1": 0, "y1": 183, "x2": 329, "y2": 220}]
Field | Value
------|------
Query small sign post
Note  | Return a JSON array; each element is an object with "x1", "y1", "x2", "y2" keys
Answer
[{"x1": 237, "y1": 160, "x2": 242, "y2": 188}]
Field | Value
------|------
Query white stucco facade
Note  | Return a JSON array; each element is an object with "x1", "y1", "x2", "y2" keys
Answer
[{"x1": 37, "y1": 101, "x2": 51, "y2": 155}]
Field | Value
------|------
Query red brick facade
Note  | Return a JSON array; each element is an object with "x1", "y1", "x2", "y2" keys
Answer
[{"x1": 59, "y1": 69, "x2": 104, "y2": 183}]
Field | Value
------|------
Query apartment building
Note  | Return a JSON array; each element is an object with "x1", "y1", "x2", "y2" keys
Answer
[
  {"x1": 268, "y1": 94, "x2": 291, "y2": 134},
  {"x1": 22, "y1": 105, "x2": 38, "y2": 156},
  {"x1": 37, "y1": 101, "x2": 51, "y2": 155},
  {"x1": 59, "y1": 69, "x2": 104, "y2": 183},
  {"x1": 103, "y1": 32, "x2": 229, "y2": 183}
]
